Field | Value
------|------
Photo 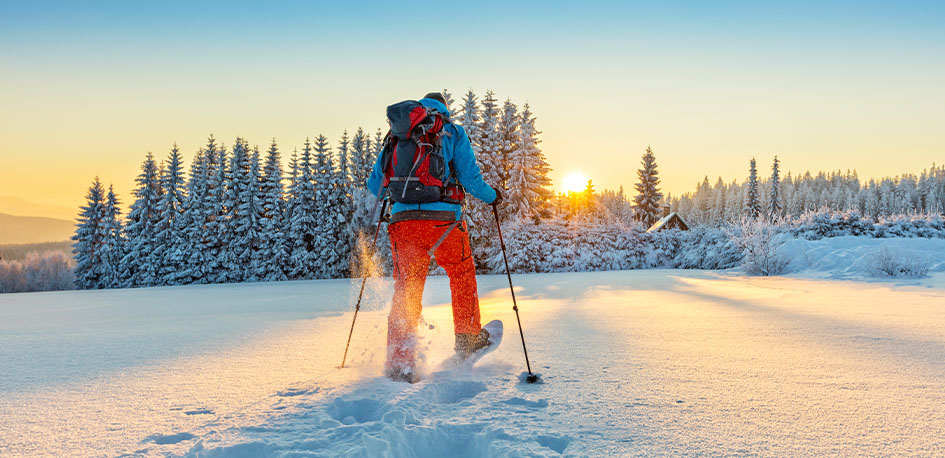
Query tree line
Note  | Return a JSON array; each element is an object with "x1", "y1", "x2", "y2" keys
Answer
[
  {"x1": 670, "y1": 159, "x2": 945, "y2": 226},
  {"x1": 72, "y1": 90, "x2": 554, "y2": 289}
]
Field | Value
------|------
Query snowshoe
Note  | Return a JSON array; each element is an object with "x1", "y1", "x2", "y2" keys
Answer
[
  {"x1": 443, "y1": 320, "x2": 503, "y2": 369},
  {"x1": 385, "y1": 366, "x2": 421, "y2": 384},
  {"x1": 455, "y1": 328, "x2": 492, "y2": 360}
]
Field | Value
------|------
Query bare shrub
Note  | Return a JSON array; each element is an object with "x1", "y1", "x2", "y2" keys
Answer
[
  {"x1": 724, "y1": 216, "x2": 789, "y2": 276},
  {"x1": 0, "y1": 251, "x2": 75, "y2": 293},
  {"x1": 864, "y1": 246, "x2": 930, "y2": 278}
]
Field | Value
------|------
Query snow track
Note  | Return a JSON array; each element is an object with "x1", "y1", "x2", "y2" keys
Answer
[{"x1": 3, "y1": 270, "x2": 945, "y2": 457}]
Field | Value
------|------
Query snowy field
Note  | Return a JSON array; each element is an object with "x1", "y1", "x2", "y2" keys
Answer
[{"x1": 3, "y1": 262, "x2": 945, "y2": 456}]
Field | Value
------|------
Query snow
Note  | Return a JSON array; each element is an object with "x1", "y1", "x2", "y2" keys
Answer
[
  {"x1": 779, "y1": 235, "x2": 945, "y2": 280},
  {"x1": 3, "y1": 268, "x2": 945, "y2": 456}
]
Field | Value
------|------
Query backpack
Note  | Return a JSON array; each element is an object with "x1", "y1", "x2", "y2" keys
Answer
[{"x1": 380, "y1": 100, "x2": 465, "y2": 204}]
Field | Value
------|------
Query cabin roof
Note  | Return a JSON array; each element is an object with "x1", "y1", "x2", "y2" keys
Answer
[{"x1": 646, "y1": 212, "x2": 690, "y2": 233}]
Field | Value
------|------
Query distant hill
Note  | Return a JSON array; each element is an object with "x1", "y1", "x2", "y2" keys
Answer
[
  {"x1": 0, "y1": 240, "x2": 72, "y2": 261},
  {"x1": 0, "y1": 213, "x2": 75, "y2": 245},
  {"x1": 0, "y1": 195, "x2": 77, "y2": 220}
]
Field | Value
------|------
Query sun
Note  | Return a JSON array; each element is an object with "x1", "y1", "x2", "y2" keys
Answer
[{"x1": 561, "y1": 171, "x2": 589, "y2": 194}]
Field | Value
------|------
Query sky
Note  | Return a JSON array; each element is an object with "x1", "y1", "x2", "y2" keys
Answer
[{"x1": 1, "y1": 0, "x2": 943, "y2": 215}]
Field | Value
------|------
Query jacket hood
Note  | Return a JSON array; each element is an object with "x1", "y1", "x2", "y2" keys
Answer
[{"x1": 419, "y1": 98, "x2": 451, "y2": 118}]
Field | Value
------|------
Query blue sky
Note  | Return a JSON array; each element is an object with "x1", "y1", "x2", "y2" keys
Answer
[{"x1": 1, "y1": 0, "x2": 943, "y2": 208}]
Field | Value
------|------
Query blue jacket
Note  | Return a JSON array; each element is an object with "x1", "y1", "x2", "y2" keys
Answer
[{"x1": 366, "y1": 98, "x2": 497, "y2": 220}]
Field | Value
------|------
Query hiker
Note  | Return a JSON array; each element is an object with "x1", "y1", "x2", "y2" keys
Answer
[{"x1": 366, "y1": 92, "x2": 502, "y2": 382}]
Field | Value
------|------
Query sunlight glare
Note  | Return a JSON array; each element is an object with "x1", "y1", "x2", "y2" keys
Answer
[{"x1": 562, "y1": 171, "x2": 589, "y2": 194}]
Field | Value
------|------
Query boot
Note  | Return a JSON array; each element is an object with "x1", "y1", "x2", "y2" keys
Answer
[
  {"x1": 384, "y1": 365, "x2": 421, "y2": 384},
  {"x1": 454, "y1": 328, "x2": 491, "y2": 361},
  {"x1": 385, "y1": 335, "x2": 420, "y2": 383}
]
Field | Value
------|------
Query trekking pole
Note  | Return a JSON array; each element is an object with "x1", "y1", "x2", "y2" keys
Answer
[
  {"x1": 492, "y1": 205, "x2": 541, "y2": 383},
  {"x1": 340, "y1": 196, "x2": 388, "y2": 369}
]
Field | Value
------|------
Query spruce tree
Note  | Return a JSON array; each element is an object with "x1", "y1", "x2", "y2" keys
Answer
[
  {"x1": 632, "y1": 146, "x2": 664, "y2": 227},
  {"x1": 498, "y1": 98, "x2": 519, "y2": 192},
  {"x1": 120, "y1": 153, "x2": 163, "y2": 287},
  {"x1": 224, "y1": 137, "x2": 255, "y2": 282},
  {"x1": 349, "y1": 127, "x2": 371, "y2": 187},
  {"x1": 325, "y1": 136, "x2": 354, "y2": 277},
  {"x1": 442, "y1": 88, "x2": 455, "y2": 112},
  {"x1": 258, "y1": 139, "x2": 288, "y2": 281},
  {"x1": 373, "y1": 128, "x2": 385, "y2": 161},
  {"x1": 178, "y1": 138, "x2": 216, "y2": 284},
  {"x1": 72, "y1": 177, "x2": 107, "y2": 289},
  {"x1": 205, "y1": 142, "x2": 230, "y2": 283},
  {"x1": 506, "y1": 103, "x2": 552, "y2": 221},
  {"x1": 100, "y1": 185, "x2": 124, "y2": 288},
  {"x1": 713, "y1": 177, "x2": 726, "y2": 224},
  {"x1": 285, "y1": 138, "x2": 320, "y2": 279},
  {"x1": 154, "y1": 144, "x2": 187, "y2": 285},
  {"x1": 312, "y1": 134, "x2": 336, "y2": 278},
  {"x1": 745, "y1": 157, "x2": 761, "y2": 219},
  {"x1": 350, "y1": 127, "x2": 385, "y2": 253},
  {"x1": 288, "y1": 147, "x2": 299, "y2": 191},
  {"x1": 241, "y1": 146, "x2": 266, "y2": 281},
  {"x1": 465, "y1": 90, "x2": 503, "y2": 267},
  {"x1": 457, "y1": 90, "x2": 482, "y2": 148},
  {"x1": 477, "y1": 90, "x2": 503, "y2": 188},
  {"x1": 769, "y1": 155, "x2": 782, "y2": 220}
]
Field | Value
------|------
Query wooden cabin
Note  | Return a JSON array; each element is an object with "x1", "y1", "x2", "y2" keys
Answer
[{"x1": 646, "y1": 205, "x2": 690, "y2": 233}]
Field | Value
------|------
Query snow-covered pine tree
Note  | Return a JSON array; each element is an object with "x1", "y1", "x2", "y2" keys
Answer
[
  {"x1": 506, "y1": 103, "x2": 552, "y2": 221},
  {"x1": 745, "y1": 157, "x2": 761, "y2": 219},
  {"x1": 373, "y1": 128, "x2": 385, "y2": 161},
  {"x1": 288, "y1": 148, "x2": 299, "y2": 191},
  {"x1": 769, "y1": 155, "x2": 782, "y2": 220},
  {"x1": 442, "y1": 88, "x2": 454, "y2": 112},
  {"x1": 203, "y1": 140, "x2": 230, "y2": 283},
  {"x1": 337, "y1": 130, "x2": 350, "y2": 172},
  {"x1": 177, "y1": 138, "x2": 215, "y2": 284},
  {"x1": 326, "y1": 135, "x2": 354, "y2": 277},
  {"x1": 100, "y1": 185, "x2": 124, "y2": 288},
  {"x1": 724, "y1": 181, "x2": 742, "y2": 222},
  {"x1": 350, "y1": 127, "x2": 383, "y2": 233},
  {"x1": 311, "y1": 134, "x2": 339, "y2": 278},
  {"x1": 349, "y1": 127, "x2": 371, "y2": 186},
  {"x1": 712, "y1": 177, "x2": 726, "y2": 224},
  {"x1": 257, "y1": 139, "x2": 288, "y2": 281},
  {"x1": 241, "y1": 146, "x2": 266, "y2": 282},
  {"x1": 285, "y1": 138, "x2": 320, "y2": 279},
  {"x1": 465, "y1": 90, "x2": 503, "y2": 267},
  {"x1": 72, "y1": 177, "x2": 107, "y2": 289},
  {"x1": 154, "y1": 144, "x2": 187, "y2": 285},
  {"x1": 477, "y1": 91, "x2": 502, "y2": 188},
  {"x1": 692, "y1": 176, "x2": 712, "y2": 225},
  {"x1": 498, "y1": 98, "x2": 519, "y2": 193},
  {"x1": 223, "y1": 137, "x2": 256, "y2": 282},
  {"x1": 457, "y1": 90, "x2": 482, "y2": 148},
  {"x1": 632, "y1": 146, "x2": 664, "y2": 228},
  {"x1": 120, "y1": 153, "x2": 163, "y2": 287}
]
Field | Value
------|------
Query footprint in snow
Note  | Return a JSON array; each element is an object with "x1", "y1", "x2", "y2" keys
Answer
[
  {"x1": 501, "y1": 397, "x2": 549, "y2": 409},
  {"x1": 326, "y1": 397, "x2": 390, "y2": 424},
  {"x1": 416, "y1": 380, "x2": 487, "y2": 405},
  {"x1": 278, "y1": 387, "x2": 314, "y2": 397},
  {"x1": 143, "y1": 432, "x2": 195, "y2": 445},
  {"x1": 536, "y1": 434, "x2": 571, "y2": 454}
]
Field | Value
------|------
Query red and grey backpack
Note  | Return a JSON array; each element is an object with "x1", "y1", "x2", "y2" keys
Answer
[{"x1": 380, "y1": 100, "x2": 465, "y2": 204}]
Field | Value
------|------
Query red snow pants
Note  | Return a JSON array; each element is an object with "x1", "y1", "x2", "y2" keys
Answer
[{"x1": 386, "y1": 218, "x2": 481, "y2": 371}]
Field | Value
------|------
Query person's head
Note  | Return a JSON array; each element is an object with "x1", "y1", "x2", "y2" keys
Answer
[{"x1": 422, "y1": 92, "x2": 446, "y2": 105}]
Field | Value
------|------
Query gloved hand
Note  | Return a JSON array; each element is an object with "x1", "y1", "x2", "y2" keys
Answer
[{"x1": 491, "y1": 187, "x2": 503, "y2": 207}]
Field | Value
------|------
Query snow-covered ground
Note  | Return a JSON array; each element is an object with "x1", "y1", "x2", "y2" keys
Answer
[{"x1": 3, "y1": 265, "x2": 945, "y2": 456}]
